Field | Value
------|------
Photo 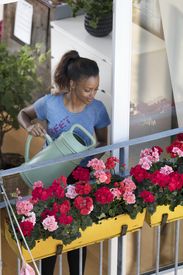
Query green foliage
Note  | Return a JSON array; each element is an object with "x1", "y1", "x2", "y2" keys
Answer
[
  {"x1": 0, "y1": 43, "x2": 49, "y2": 155},
  {"x1": 66, "y1": 0, "x2": 113, "y2": 28}
]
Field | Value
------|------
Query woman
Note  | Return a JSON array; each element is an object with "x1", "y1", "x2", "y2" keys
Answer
[{"x1": 18, "y1": 50, "x2": 110, "y2": 275}]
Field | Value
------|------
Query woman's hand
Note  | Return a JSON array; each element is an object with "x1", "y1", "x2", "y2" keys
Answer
[
  {"x1": 18, "y1": 105, "x2": 46, "y2": 137},
  {"x1": 26, "y1": 123, "x2": 46, "y2": 137}
]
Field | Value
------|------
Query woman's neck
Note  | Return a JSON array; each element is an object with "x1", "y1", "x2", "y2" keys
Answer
[{"x1": 63, "y1": 93, "x2": 86, "y2": 113}]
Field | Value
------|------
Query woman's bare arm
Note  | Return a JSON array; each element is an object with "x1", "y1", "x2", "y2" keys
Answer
[{"x1": 18, "y1": 105, "x2": 46, "y2": 137}]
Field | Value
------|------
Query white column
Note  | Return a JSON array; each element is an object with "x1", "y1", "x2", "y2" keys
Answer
[
  {"x1": 111, "y1": 0, "x2": 132, "y2": 143},
  {"x1": 109, "y1": 1, "x2": 132, "y2": 275}
]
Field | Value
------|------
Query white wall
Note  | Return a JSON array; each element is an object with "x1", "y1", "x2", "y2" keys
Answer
[
  {"x1": 133, "y1": 0, "x2": 163, "y2": 37},
  {"x1": 159, "y1": 0, "x2": 183, "y2": 127}
]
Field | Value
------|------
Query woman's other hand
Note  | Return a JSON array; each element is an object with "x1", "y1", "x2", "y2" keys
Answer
[{"x1": 26, "y1": 123, "x2": 46, "y2": 137}]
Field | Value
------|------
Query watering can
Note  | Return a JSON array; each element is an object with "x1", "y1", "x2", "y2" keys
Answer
[{"x1": 20, "y1": 124, "x2": 96, "y2": 188}]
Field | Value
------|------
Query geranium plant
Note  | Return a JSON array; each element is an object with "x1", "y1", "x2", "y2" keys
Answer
[
  {"x1": 130, "y1": 134, "x2": 183, "y2": 215},
  {"x1": 7, "y1": 156, "x2": 145, "y2": 250}
]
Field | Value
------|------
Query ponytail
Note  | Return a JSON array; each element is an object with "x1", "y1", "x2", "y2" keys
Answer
[
  {"x1": 54, "y1": 50, "x2": 80, "y2": 93},
  {"x1": 53, "y1": 50, "x2": 99, "y2": 94}
]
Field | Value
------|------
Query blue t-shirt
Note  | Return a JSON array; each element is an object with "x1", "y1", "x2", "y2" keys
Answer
[{"x1": 34, "y1": 94, "x2": 111, "y2": 165}]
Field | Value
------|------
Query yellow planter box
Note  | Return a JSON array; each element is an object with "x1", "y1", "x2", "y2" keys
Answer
[
  {"x1": 5, "y1": 210, "x2": 145, "y2": 262},
  {"x1": 146, "y1": 205, "x2": 183, "y2": 227}
]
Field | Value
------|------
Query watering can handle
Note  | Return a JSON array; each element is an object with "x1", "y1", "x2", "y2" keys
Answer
[
  {"x1": 25, "y1": 134, "x2": 53, "y2": 162},
  {"x1": 69, "y1": 124, "x2": 96, "y2": 149}
]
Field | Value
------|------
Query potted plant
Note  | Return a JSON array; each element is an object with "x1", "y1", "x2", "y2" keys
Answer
[
  {"x1": 130, "y1": 134, "x2": 183, "y2": 226},
  {"x1": 65, "y1": 0, "x2": 113, "y2": 37},
  {"x1": 0, "y1": 43, "x2": 49, "y2": 170},
  {"x1": 5, "y1": 156, "x2": 146, "y2": 262}
]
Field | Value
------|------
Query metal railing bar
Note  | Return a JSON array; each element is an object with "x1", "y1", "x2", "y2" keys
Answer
[
  {"x1": 136, "y1": 230, "x2": 141, "y2": 275},
  {"x1": 17, "y1": 258, "x2": 20, "y2": 275},
  {"x1": 79, "y1": 248, "x2": 83, "y2": 275},
  {"x1": 117, "y1": 236, "x2": 122, "y2": 275},
  {"x1": 99, "y1": 242, "x2": 103, "y2": 275},
  {"x1": 1, "y1": 126, "x2": 183, "y2": 178},
  {"x1": 156, "y1": 226, "x2": 161, "y2": 275},
  {"x1": 175, "y1": 220, "x2": 180, "y2": 275},
  {"x1": 58, "y1": 255, "x2": 62, "y2": 275},
  {"x1": 38, "y1": 260, "x2": 41, "y2": 274},
  {"x1": 117, "y1": 235, "x2": 127, "y2": 275}
]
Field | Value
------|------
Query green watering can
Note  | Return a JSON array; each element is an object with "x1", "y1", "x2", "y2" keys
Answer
[{"x1": 20, "y1": 124, "x2": 96, "y2": 188}]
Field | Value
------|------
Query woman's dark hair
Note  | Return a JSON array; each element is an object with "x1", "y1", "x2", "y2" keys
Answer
[{"x1": 54, "y1": 50, "x2": 99, "y2": 91}]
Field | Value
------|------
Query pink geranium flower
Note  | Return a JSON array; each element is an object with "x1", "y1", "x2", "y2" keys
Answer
[
  {"x1": 42, "y1": 216, "x2": 58, "y2": 232},
  {"x1": 139, "y1": 147, "x2": 161, "y2": 170},
  {"x1": 160, "y1": 165, "x2": 174, "y2": 175},
  {"x1": 66, "y1": 185, "x2": 78, "y2": 199},
  {"x1": 94, "y1": 170, "x2": 108, "y2": 183},
  {"x1": 87, "y1": 158, "x2": 106, "y2": 171},
  {"x1": 123, "y1": 177, "x2": 136, "y2": 192},
  {"x1": 123, "y1": 192, "x2": 136, "y2": 204},
  {"x1": 172, "y1": 147, "x2": 183, "y2": 157},
  {"x1": 110, "y1": 188, "x2": 122, "y2": 199},
  {"x1": 33, "y1": 180, "x2": 44, "y2": 189},
  {"x1": 23, "y1": 212, "x2": 36, "y2": 226},
  {"x1": 16, "y1": 200, "x2": 33, "y2": 216}
]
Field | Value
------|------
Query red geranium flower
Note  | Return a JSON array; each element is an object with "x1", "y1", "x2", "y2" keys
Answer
[
  {"x1": 149, "y1": 171, "x2": 170, "y2": 188},
  {"x1": 74, "y1": 196, "x2": 93, "y2": 215},
  {"x1": 59, "y1": 200, "x2": 71, "y2": 214},
  {"x1": 130, "y1": 164, "x2": 149, "y2": 182},
  {"x1": 94, "y1": 187, "x2": 114, "y2": 204},
  {"x1": 58, "y1": 214, "x2": 73, "y2": 225},
  {"x1": 140, "y1": 190, "x2": 155, "y2": 203},
  {"x1": 168, "y1": 172, "x2": 183, "y2": 191},
  {"x1": 49, "y1": 182, "x2": 65, "y2": 199},
  {"x1": 72, "y1": 167, "x2": 90, "y2": 181},
  {"x1": 19, "y1": 221, "x2": 34, "y2": 237},
  {"x1": 105, "y1": 157, "x2": 119, "y2": 169},
  {"x1": 75, "y1": 181, "x2": 92, "y2": 195},
  {"x1": 176, "y1": 133, "x2": 183, "y2": 141}
]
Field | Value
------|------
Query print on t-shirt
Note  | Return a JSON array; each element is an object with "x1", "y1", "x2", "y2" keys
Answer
[{"x1": 48, "y1": 116, "x2": 71, "y2": 138}]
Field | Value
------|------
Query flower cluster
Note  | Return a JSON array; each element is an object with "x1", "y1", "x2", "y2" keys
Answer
[
  {"x1": 130, "y1": 134, "x2": 183, "y2": 214},
  {"x1": 9, "y1": 156, "x2": 144, "y2": 249}
]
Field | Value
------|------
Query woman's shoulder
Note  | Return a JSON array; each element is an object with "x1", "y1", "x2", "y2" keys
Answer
[
  {"x1": 90, "y1": 98, "x2": 106, "y2": 109},
  {"x1": 40, "y1": 93, "x2": 63, "y2": 103}
]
